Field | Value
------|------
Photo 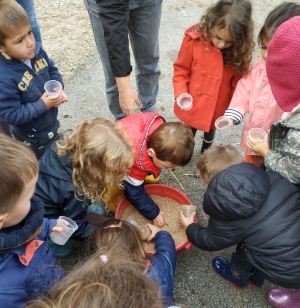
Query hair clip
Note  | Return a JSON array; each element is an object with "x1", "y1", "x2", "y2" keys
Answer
[
  {"x1": 100, "y1": 255, "x2": 108, "y2": 264},
  {"x1": 104, "y1": 221, "x2": 122, "y2": 229}
]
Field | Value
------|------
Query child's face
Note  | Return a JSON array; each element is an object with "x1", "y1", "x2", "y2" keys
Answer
[
  {"x1": 1, "y1": 175, "x2": 37, "y2": 229},
  {"x1": 0, "y1": 23, "x2": 35, "y2": 62},
  {"x1": 211, "y1": 27, "x2": 233, "y2": 50},
  {"x1": 260, "y1": 38, "x2": 269, "y2": 60}
]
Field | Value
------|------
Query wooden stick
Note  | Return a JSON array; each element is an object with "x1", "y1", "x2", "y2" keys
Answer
[{"x1": 168, "y1": 169, "x2": 185, "y2": 191}]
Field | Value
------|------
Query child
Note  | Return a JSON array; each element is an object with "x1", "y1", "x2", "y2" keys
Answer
[
  {"x1": 27, "y1": 252, "x2": 165, "y2": 308},
  {"x1": 173, "y1": 0, "x2": 254, "y2": 154},
  {"x1": 35, "y1": 118, "x2": 134, "y2": 257},
  {"x1": 247, "y1": 16, "x2": 300, "y2": 186},
  {"x1": 120, "y1": 112, "x2": 194, "y2": 227},
  {"x1": 180, "y1": 145, "x2": 300, "y2": 289},
  {"x1": 90, "y1": 219, "x2": 176, "y2": 307},
  {"x1": 0, "y1": 0, "x2": 68, "y2": 159},
  {"x1": 0, "y1": 134, "x2": 64, "y2": 308},
  {"x1": 224, "y1": 3, "x2": 300, "y2": 166}
]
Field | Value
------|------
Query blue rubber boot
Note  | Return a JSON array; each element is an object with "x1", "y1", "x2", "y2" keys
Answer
[
  {"x1": 212, "y1": 252, "x2": 255, "y2": 289},
  {"x1": 46, "y1": 239, "x2": 73, "y2": 258},
  {"x1": 248, "y1": 270, "x2": 265, "y2": 288},
  {"x1": 87, "y1": 204, "x2": 106, "y2": 216}
]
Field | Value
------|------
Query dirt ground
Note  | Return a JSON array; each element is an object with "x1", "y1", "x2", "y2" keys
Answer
[{"x1": 35, "y1": 0, "x2": 95, "y2": 83}]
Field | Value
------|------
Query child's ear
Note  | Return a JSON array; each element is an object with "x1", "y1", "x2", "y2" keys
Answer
[
  {"x1": 147, "y1": 148, "x2": 156, "y2": 158},
  {"x1": 0, "y1": 213, "x2": 8, "y2": 229},
  {"x1": 0, "y1": 46, "x2": 6, "y2": 53}
]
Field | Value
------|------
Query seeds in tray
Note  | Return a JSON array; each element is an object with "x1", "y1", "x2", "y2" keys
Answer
[{"x1": 122, "y1": 195, "x2": 188, "y2": 252}]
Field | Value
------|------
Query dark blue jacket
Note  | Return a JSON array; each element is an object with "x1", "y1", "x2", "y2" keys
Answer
[
  {"x1": 187, "y1": 163, "x2": 300, "y2": 288},
  {"x1": 0, "y1": 197, "x2": 64, "y2": 307},
  {"x1": 147, "y1": 231, "x2": 176, "y2": 307},
  {"x1": 36, "y1": 143, "x2": 98, "y2": 240},
  {"x1": 0, "y1": 43, "x2": 63, "y2": 134}
]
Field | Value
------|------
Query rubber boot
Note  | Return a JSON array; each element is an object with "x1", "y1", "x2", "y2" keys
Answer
[
  {"x1": 200, "y1": 139, "x2": 214, "y2": 154},
  {"x1": 212, "y1": 252, "x2": 255, "y2": 289},
  {"x1": 266, "y1": 288, "x2": 300, "y2": 308},
  {"x1": 248, "y1": 270, "x2": 265, "y2": 288}
]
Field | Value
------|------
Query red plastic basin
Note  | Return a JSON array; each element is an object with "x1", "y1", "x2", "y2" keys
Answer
[{"x1": 115, "y1": 184, "x2": 197, "y2": 254}]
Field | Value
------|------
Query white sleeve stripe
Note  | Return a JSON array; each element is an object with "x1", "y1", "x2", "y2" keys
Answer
[
  {"x1": 125, "y1": 176, "x2": 144, "y2": 186},
  {"x1": 224, "y1": 109, "x2": 243, "y2": 125}
]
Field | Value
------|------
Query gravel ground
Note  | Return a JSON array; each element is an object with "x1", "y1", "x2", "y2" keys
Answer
[{"x1": 38, "y1": 0, "x2": 286, "y2": 306}]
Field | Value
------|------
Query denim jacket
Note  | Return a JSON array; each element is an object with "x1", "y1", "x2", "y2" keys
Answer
[{"x1": 0, "y1": 43, "x2": 63, "y2": 134}]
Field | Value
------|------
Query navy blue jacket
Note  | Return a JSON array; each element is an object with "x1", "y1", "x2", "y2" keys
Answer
[
  {"x1": 147, "y1": 231, "x2": 176, "y2": 307},
  {"x1": 36, "y1": 143, "x2": 98, "y2": 240},
  {"x1": 187, "y1": 163, "x2": 300, "y2": 288},
  {"x1": 0, "y1": 197, "x2": 64, "y2": 307},
  {"x1": 0, "y1": 43, "x2": 63, "y2": 134}
]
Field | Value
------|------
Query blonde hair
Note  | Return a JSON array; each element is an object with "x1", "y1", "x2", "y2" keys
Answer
[
  {"x1": 0, "y1": 0, "x2": 29, "y2": 46},
  {"x1": 147, "y1": 122, "x2": 194, "y2": 166},
  {"x1": 56, "y1": 118, "x2": 134, "y2": 203},
  {"x1": 197, "y1": 145, "x2": 243, "y2": 184},
  {"x1": 0, "y1": 134, "x2": 38, "y2": 214},
  {"x1": 27, "y1": 251, "x2": 163, "y2": 308}
]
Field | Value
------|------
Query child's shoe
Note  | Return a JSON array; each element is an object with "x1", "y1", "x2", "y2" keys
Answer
[
  {"x1": 144, "y1": 174, "x2": 160, "y2": 184},
  {"x1": 266, "y1": 288, "x2": 300, "y2": 308},
  {"x1": 200, "y1": 139, "x2": 214, "y2": 154},
  {"x1": 46, "y1": 239, "x2": 73, "y2": 258},
  {"x1": 212, "y1": 252, "x2": 255, "y2": 289},
  {"x1": 248, "y1": 270, "x2": 265, "y2": 288},
  {"x1": 87, "y1": 204, "x2": 106, "y2": 216}
]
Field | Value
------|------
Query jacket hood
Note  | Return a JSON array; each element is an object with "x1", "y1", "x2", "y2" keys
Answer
[{"x1": 204, "y1": 163, "x2": 269, "y2": 221}]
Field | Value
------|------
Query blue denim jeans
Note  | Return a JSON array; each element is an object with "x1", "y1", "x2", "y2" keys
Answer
[
  {"x1": 16, "y1": 0, "x2": 42, "y2": 44},
  {"x1": 84, "y1": 0, "x2": 162, "y2": 119}
]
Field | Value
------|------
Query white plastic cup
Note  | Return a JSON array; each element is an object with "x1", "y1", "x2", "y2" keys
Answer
[
  {"x1": 177, "y1": 93, "x2": 193, "y2": 110},
  {"x1": 181, "y1": 205, "x2": 197, "y2": 218},
  {"x1": 50, "y1": 216, "x2": 78, "y2": 245},
  {"x1": 248, "y1": 128, "x2": 267, "y2": 142},
  {"x1": 126, "y1": 216, "x2": 139, "y2": 227},
  {"x1": 44, "y1": 80, "x2": 62, "y2": 96},
  {"x1": 215, "y1": 116, "x2": 232, "y2": 136},
  {"x1": 139, "y1": 225, "x2": 152, "y2": 240}
]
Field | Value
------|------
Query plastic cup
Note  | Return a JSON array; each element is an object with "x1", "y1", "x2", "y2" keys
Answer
[
  {"x1": 215, "y1": 116, "x2": 232, "y2": 136},
  {"x1": 50, "y1": 216, "x2": 78, "y2": 245},
  {"x1": 44, "y1": 80, "x2": 62, "y2": 96},
  {"x1": 162, "y1": 212, "x2": 168, "y2": 225},
  {"x1": 126, "y1": 216, "x2": 139, "y2": 227},
  {"x1": 177, "y1": 93, "x2": 193, "y2": 110},
  {"x1": 181, "y1": 205, "x2": 197, "y2": 218},
  {"x1": 139, "y1": 225, "x2": 152, "y2": 240},
  {"x1": 248, "y1": 128, "x2": 267, "y2": 142}
]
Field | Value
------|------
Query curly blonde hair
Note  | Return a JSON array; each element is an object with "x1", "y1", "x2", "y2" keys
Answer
[
  {"x1": 56, "y1": 118, "x2": 134, "y2": 203},
  {"x1": 198, "y1": 0, "x2": 254, "y2": 75}
]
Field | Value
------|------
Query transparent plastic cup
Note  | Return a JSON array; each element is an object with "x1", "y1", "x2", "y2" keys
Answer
[
  {"x1": 126, "y1": 216, "x2": 139, "y2": 227},
  {"x1": 177, "y1": 93, "x2": 193, "y2": 111},
  {"x1": 181, "y1": 205, "x2": 197, "y2": 218},
  {"x1": 50, "y1": 216, "x2": 78, "y2": 245},
  {"x1": 162, "y1": 212, "x2": 168, "y2": 226},
  {"x1": 139, "y1": 225, "x2": 152, "y2": 240},
  {"x1": 44, "y1": 80, "x2": 62, "y2": 97},
  {"x1": 215, "y1": 116, "x2": 232, "y2": 136},
  {"x1": 248, "y1": 128, "x2": 267, "y2": 142}
]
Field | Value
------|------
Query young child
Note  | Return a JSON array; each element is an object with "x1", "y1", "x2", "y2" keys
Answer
[
  {"x1": 120, "y1": 112, "x2": 194, "y2": 227},
  {"x1": 247, "y1": 16, "x2": 300, "y2": 187},
  {"x1": 180, "y1": 145, "x2": 300, "y2": 290},
  {"x1": 27, "y1": 252, "x2": 165, "y2": 308},
  {"x1": 173, "y1": 0, "x2": 254, "y2": 154},
  {"x1": 0, "y1": 134, "x2": 64, "y2": 308},
  {"x1": 35, "y1": 117, "x2": 134, "y2": 257},
  {"x1": 224, "y1": 3, "x2": 300, "y2": 166},
  {"x1": 0, "y1": 0, "x2": 68, "y2": 159},
  {"x1": 90, "y1": 219, "x2": 176, "y2": 307}
]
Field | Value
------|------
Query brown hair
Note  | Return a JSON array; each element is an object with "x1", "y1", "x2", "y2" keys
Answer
[
  {"x1": 26, "y1": 251, "x2": 163, "y2": 308},
  {"x1": 197, "y1": 145, "x2": 243, "y2": 185},
  {"x1": 89, "y1": 219, "x2": 146, "y2": 262},
  {"x1": 56, "y1": 118, "x2": 134, "y2": 203},
  {"x1": 258, "y1": 2, "x2": 300, "y2": 46},
  {"x1": 147, "y1": 122, "x2": 194, "y2": 166},
  {"x1": 0, "y1": 0, "x2": 29, "y2": 46},
  {"x1": 0, "y1": 134, "x2": 38, "y2": 214},
  {"x1": 198, "y1": 0, "x2": 254, "y2": 74}
]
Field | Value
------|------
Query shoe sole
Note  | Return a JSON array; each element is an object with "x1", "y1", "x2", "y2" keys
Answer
[
  {"x1": 212, "y1": 265, "x2": 244, "y2": 290},
  {"x1": 247, "y1": 279, "x2": 263, "y2": 288}
]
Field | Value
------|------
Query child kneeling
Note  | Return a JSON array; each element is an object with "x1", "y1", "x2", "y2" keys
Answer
[{"x1": 180, "y1": 145, "x2": 300, "y2": 289}]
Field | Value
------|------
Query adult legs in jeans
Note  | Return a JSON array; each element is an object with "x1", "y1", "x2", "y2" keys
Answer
[
  {"x1": 84, "y1": 0, "x2": 161, "y2": 120},
  {"x1": 16, "y1": 0, "x2": 42, "y2": 44}
]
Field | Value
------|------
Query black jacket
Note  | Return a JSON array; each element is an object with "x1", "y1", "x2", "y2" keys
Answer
[
  {"x1": 35, "y1": 143, "x2": 97, "y2": 240},
  {"x1": 187, "y1": 163, "x2": 300, "y2": 288}
]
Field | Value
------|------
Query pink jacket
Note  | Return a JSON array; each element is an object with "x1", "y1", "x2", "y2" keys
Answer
[{"x1": 224, "y1": 58, "x2": 283, "y2": 155}]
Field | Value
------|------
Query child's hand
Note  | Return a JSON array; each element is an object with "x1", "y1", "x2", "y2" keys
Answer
[
  {"x1": 229, "y1": 118, "x2": 234, "y2": 126},
  {"x1": 246, "y1": 134, "x2": 270, "y2": 157},
  {"x1": 179, "y1": 210, "x2": 196, "y2": 230},
  {"x1": 41, "y1": 92, "x2": 65, "y2": 109},
  {"x1": 51, "y1": 225, "x2": 62, "y2": 233},
  {"x1": 153, "y1": 211, "x2": 166, "y2": 228},
  {"x1": 61, "y1": 90, "x2": 68, "y2": 103},
  {"x1": 145, "y1": 223, "x2": 161, "y2": 241}
]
